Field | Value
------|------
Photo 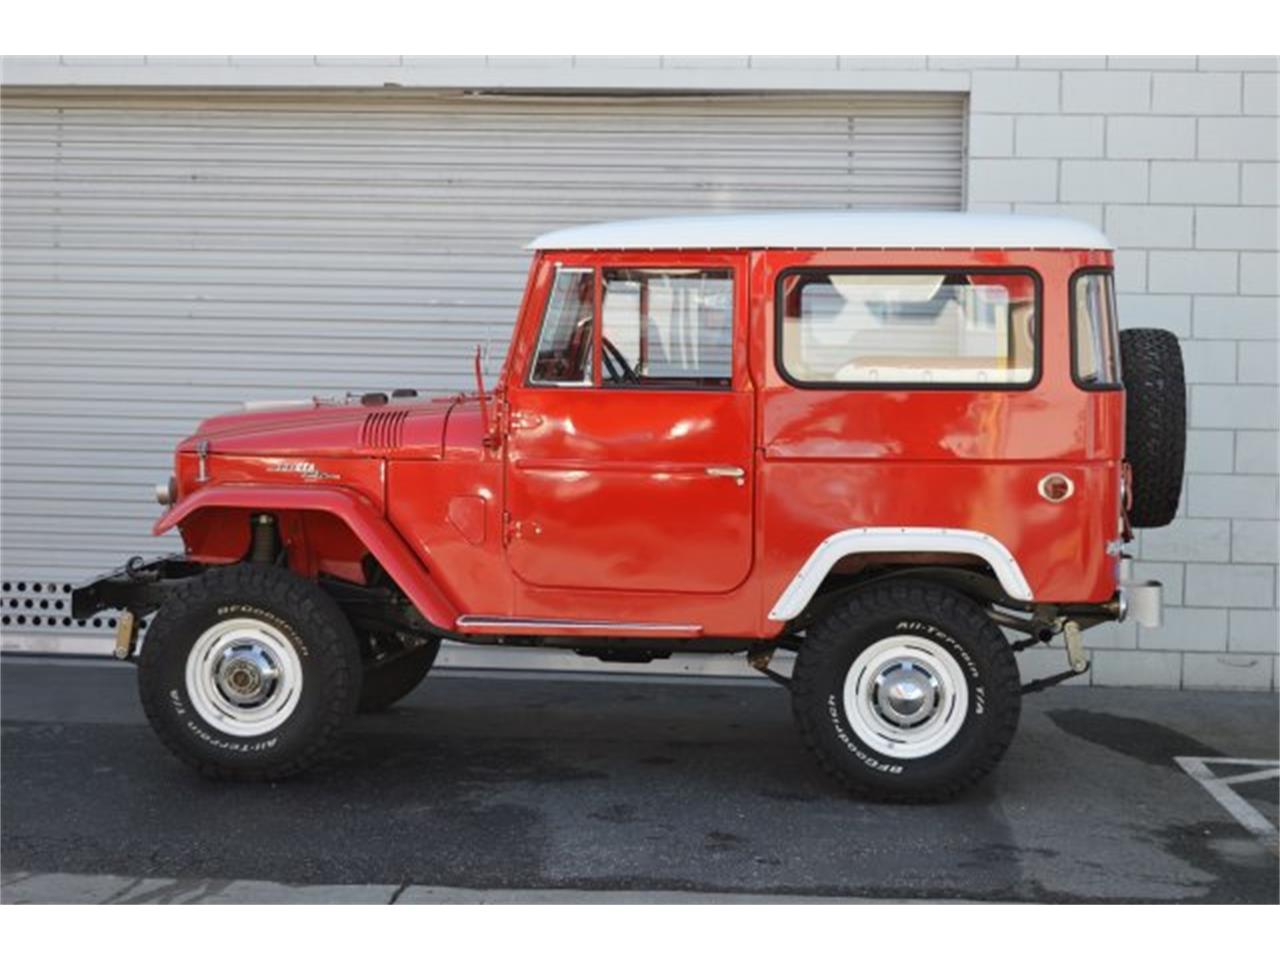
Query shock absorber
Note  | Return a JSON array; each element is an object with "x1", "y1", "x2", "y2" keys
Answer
[{"x1": 249, "y1": 514, "x2": 279, "y2": 564}]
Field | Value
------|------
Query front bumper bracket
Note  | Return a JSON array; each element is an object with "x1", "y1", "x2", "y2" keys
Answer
[{"x1": 70, "y1": 555, "x2": 205, "y2": 621}]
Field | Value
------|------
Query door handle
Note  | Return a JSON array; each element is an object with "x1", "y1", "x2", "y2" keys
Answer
[{"x1": 705, "y1": 466, "x2": 746, "y2": 486}]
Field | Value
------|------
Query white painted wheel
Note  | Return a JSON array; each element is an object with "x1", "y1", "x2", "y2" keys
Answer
[
  {"x1": 842, "y1": 634, "x2": 969, "y2": 759},
  {"x1": 184, "y1": 617, "x2": 304, "y2": 737}
]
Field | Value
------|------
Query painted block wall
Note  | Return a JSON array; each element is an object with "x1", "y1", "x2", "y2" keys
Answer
[{"x1": 963, "y1": 58, "x2": 1279, "y2": 691}]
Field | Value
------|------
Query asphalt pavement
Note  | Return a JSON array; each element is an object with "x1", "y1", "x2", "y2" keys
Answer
[{"x1": 2, "y1": 655, "x2": 1277, "y2": 903}]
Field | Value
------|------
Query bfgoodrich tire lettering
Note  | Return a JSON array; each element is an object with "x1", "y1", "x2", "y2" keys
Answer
[
  {"x1": 138, "y1": 564, "x2": 362, "y2": 781},
  {"x1": 791, "y1": 579, "x2": 1021, "y2": 802}
]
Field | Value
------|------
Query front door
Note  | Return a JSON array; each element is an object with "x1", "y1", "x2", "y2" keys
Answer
[{"x1": 503, "y1": 253, "x2": 754, "y2": 594}]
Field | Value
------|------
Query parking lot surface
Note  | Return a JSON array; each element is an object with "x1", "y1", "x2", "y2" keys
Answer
[{"x1": 2, "y1": 656, "x2": 1276, "y2": 903}]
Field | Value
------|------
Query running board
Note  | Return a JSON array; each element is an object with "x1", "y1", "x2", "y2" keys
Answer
[{"x1": 454, "y1": 616, "x2": 703, "y2": 639}]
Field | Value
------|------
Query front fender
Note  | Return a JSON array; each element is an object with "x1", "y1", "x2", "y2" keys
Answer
[{"x1": 155, "y1": 484, "x2": 460, "y2": 631}]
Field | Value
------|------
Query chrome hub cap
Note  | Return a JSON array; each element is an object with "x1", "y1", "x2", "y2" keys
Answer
[
  {"x1": 843, "y1": 635, "x2": 969, "y2": 759},
  {"x1": 185, "y1": 618, "x2": 303, "y2": 737},
  {"x1": 214, "y1": 644, "x2": 280, "y2": 706},
  {"x1": 873, "y1": 661, "x2": 940, "y2": 727}
]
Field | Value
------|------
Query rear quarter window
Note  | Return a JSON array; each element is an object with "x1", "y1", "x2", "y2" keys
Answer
[
  {"x1": 1071, "y1": 269, "x2": 1122, "y2": 390},
  {"x1": 776, "y1": 269, "x2": 1040, "y2": 389}
]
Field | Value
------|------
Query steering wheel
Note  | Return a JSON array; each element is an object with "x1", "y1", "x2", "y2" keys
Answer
[{"x1": 601, "y1": 335, "x2": 640, "y2": 384}]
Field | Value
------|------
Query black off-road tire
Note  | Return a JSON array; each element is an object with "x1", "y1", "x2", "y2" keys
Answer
[
  {"x1": 358, "y1": 639, "x2": 441, "y2": 713},
  {"x1": 791, "y1": 579, "x2": 1021, "y2": 803},
  {"x1": 1120, "y1": 327, "x2": 1186, "y2": 528},
  {"x1": 137, "y1": 564, "x2": 362, "y2": 781}
]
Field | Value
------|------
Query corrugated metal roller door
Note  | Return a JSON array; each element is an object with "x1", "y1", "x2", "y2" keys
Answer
[{"x1": 0, "y1": 89, "x2": 965, "y2": 632}]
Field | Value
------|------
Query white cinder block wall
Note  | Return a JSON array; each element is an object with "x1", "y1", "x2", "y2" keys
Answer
[
  {"x1": 963, "y1": 57, "x2": 1279, "y2": 690},
  {"x1": 1, "y1": 55, "x2": 1277, "y2": 688}
]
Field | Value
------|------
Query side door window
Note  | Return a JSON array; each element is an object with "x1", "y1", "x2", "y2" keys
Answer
[{"x1": 601, "y1": 269, "x2": 734, "y2": 388}]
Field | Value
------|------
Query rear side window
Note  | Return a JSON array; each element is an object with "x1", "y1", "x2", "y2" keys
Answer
[
  {"x1": 1072, "y1": 270, "x2": 1122, "y2": 389},
  {"x1": 777, "y1": 270, "x2": 1039, "y2": 387},
  {"x1": 530, "y1": 267, "x2": 594, "y2": 385}
]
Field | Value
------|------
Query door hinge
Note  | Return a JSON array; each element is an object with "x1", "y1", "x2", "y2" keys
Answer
[
  {"x1": 484, "y1": 397, "x2": 506, "y2": 449},
  {"x1": 503, "y1": 512, "x2": 542, "y2": 544}
]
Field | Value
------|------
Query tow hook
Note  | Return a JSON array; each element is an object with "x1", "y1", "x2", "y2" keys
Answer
[
  {"x1": 1020, "y1": 618, "x2": 1091, "y2": 695},
  {"x1": 113, "y1": 610, "x2": 140, "y2": 661}
]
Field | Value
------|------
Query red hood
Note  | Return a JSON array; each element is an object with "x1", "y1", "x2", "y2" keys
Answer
[{"x1": 180, "y1": 396, "x2": 463, "y2": 459}]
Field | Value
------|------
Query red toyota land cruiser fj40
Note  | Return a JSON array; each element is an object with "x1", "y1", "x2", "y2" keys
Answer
[{"x1": 74, "y1": 212, "x2": 1186, "y2": 801}]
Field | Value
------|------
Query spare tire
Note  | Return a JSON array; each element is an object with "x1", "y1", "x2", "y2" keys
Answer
[{"x1": 1120, "y1": 328, "x2": 1186, "y2": 528}]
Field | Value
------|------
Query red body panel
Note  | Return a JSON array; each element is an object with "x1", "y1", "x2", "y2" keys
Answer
[
  {"x1": 186, "y1": 400, "x2": 452, "y2": 460},
  {"x1": 164, "y1": 244, "x2": 1123, "y2": 640},
  {"x1": 503, "y1": 386, "x2": 755, "y2": 594},
  {"x1": 158, "y1": 484, "x2": 460, "y2": 629},
  {"x1": 755, "y1": 249, "x2": 1121, "y2": 606},
  {"x1": 385, "y1": 458, "x2": 510, "y2": 618}
]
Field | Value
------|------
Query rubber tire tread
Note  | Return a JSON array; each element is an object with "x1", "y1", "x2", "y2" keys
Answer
[
  {"x1": 137, "y1": 564, "x2": 362, "y2": 781},
  {"x1": 791, "y1": 579, "x2": 1021, "y2": 803},
  {"x1": 358, "y1": 639, "x2": 441, "y2": 713},
  {"x1": 1119, "y1": 327, "x2": 1186, "y2": 529}
]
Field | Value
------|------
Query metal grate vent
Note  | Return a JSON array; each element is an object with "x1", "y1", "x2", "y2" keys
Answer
[
  {"x1": 2, "y1": 578, "x2": 114, "y2": 632},
  {"x1": 360, "y1": 409, "x2": 410, "y2": 449},
  {"x1": 0, "y1": 579, "x2": 158, "y2": 647}
]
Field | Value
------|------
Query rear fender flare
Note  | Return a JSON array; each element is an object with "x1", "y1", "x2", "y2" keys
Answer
[
  {"x1": 154, "y1": 485, "x2": 459, "y2": 631},
  {"x1": 768, "y1": 527, "x2": 1034, "y2": 622}
]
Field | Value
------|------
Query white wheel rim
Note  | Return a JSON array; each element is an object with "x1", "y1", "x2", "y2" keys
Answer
[
  {"x1": 842, "y1": 634, "x2": 969, "y2": 759},
  {"x1": 185, "y1": 617, "x2": 303, "y2": 737}
]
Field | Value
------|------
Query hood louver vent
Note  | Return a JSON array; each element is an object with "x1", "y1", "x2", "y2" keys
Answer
[{"x1": 360, "y1": 409, "x2": 410, "y2": 449}]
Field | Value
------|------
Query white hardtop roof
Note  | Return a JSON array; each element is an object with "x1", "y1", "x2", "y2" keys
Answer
[{"x1": 528, "y1": 211, "x2": 1113, "y2": 252}]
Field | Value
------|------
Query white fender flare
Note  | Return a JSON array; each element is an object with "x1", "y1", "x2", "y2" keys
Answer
[{"x1": 767, "y1": 527, "x2": 1034, "y2": 622}]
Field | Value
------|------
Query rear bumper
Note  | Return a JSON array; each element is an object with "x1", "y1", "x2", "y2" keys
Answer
[
  {"x1": 70, "y1": 555, "x2": 204, "y2": 620},
  {"x1": 1118, "y1": 559, "x2": 1162, "y2": 628}
]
